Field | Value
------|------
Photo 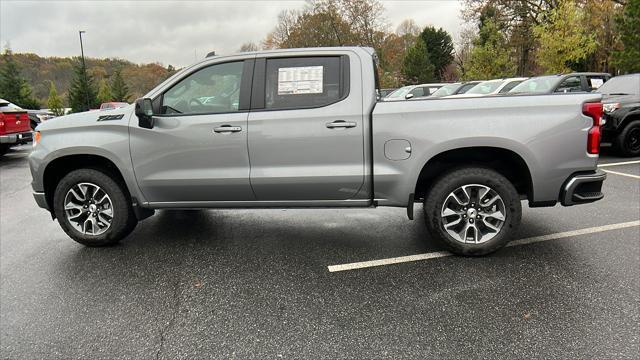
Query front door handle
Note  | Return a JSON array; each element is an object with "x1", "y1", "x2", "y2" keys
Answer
[
  {"x1": 326, "y1": 120, "x2": 357, "y2": 129},
  {"x1": 213, "y1": 125, "x2": 242, "y2": 133}
]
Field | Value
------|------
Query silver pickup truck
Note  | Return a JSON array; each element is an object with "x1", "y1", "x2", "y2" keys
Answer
[{"x1": 29, "y1": 47, "x2": 606, "y2": 256}]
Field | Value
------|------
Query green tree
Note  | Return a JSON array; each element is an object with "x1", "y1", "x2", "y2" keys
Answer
[
  {"x1": 110, "y1": 69, "x2": 130, "y2": 102},
  {"x1": 401, "y1": 39, "x2": 436, "y2": 84},
  {"x1": 613, "y1": 0, "x2": 640, "y2": 73},
  {"x1": 419, "y1": 26, "x2": 454, "y2": 80},
  {"x1": 97, "y1": 79, "x2": 112, "y2": 103},
  {"x1": 68, "y1": 61, "x2": 99, "y2": 112},
  {"x1": 533, "y1": 0, "x2": 597, "y2": 73},
  {"x1": 0, "y1": 49, "x2": 40, "y2": 109},
  {"x1": 463, "y1": 20, "x2": 516, "y2": 80},
  {"x1": 46, "y1": 82, "x2": 65, "y2": 116}
]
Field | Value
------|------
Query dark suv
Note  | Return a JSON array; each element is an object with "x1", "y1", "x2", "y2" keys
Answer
[
  {"x1": 597, "y1": 74, "x2": 640, "y2": 157},
  {"x1": 509, "y1": 73, "x2": 611, "y2": 94}
]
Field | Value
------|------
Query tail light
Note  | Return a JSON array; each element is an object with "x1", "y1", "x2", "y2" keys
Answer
[{"x1": 582, "y1": 102, "x2": 603, "y2": 155}]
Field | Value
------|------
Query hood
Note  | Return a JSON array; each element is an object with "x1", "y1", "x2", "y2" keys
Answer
[
  {"x1": 599, "y1": 93, "x2": 638, "y2": 104},
  {"x1": 36, "y1": 105, "x2": 133, "y2": 132}
]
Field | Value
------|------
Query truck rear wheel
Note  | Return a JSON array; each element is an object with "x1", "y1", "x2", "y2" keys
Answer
[
  {"x1": 423, "y1": 167, "x2": 522, "y2": 256},
  {"x1": 53, "y1": 168, "x2": 137, "y2": 246}
]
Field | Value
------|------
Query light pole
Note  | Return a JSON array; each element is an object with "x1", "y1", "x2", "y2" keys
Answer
[{"x1": 78, "y1": 30, "x2": 89, "y2": 111}]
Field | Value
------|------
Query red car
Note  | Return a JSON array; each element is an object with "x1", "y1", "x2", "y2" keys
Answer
[
  {"x1": 99, "y1": 102, "x2": 129, "y2": 110},
  {"x1": 0, "y1": 99, "x2": 32, "y2": 156}
]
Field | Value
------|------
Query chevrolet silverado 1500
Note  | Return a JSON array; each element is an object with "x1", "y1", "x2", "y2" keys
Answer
[{"x1": 29, "y1": 47, "x2": 607, "y2": 255}]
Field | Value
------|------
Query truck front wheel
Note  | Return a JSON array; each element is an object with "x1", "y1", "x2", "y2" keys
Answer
[
  {"x1": 53, "y1": 168, "x2": 138, "y2": 246},
  {"x1": 423, "y1": 167, "x2": 522, "y2": 256},
  {"x1": 615, "y1": 119, "x2": 640, "y2": 157}
]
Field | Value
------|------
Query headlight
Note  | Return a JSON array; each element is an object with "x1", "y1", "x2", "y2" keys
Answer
[{"x1": 603, "y1": 103, "x2": 620, "y2": 114}]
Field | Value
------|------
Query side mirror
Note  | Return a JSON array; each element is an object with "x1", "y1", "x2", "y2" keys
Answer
[
  {"x1": 405, "y1": 93, "x2": 414, "y2": 99},
  {"x1": 135, "y1": 98, "x2": 154, "y2": 129}
]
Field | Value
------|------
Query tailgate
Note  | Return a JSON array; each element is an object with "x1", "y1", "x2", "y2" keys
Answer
[{"x1": 0, "y1": 112, "x2": 31, "y2": 134}]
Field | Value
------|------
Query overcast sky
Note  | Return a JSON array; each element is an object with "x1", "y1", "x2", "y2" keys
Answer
[{"x1": 0, "y1": 0, "x2": 463, "y2": 67}]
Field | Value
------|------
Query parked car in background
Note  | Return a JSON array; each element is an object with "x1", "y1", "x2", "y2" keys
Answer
[
  {"x1": 447, "y1": 78, "x2": 528, "y2": 98},
  {"x1": 378, "y1": 88, "x2": 397, "y2": 98},
  {"x1": 510, "y1": 73, "x2": 611, "y2": 95},
  {"x1": 27, "y1": 109, "x2": 55, "y2": 130},
  {"x1": 30, "y1": 47, "x2": 607, "y2": 257},
  {"x1": 99, "y1": 102, "x2": 129, "y2": 110},
  {"x1": 384, "y1": 83, "x2": 447, "y2": 100},
  {"x1": 597, "y1": 73, "x2": 640, "y2": 157},
  {"x1": 429, "y1": 81, "x2": 482, "y2": 98},
  {"x1": 0, "y1": 98, "x2": 32, "y2": 156}
]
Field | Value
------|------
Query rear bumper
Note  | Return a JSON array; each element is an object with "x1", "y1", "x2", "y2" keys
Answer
[
  {"x1": 561, "y1": 170, "x2": 606, "y2": 206},
  {"x1": 0, "y1": 131, "x2": 32, "y2": 144}
]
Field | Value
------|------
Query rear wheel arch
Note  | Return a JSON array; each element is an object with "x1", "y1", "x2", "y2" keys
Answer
[{"x1": 414, "y1": 147, "x2": 533, "y2": 202}]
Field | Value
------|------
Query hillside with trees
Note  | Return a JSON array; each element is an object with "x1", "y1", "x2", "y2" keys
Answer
[{"x1": 0, "y1": 51, "x2": 176, "y2": 109}]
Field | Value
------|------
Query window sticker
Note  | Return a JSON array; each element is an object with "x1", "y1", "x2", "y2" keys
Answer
[
  {"x1": 277, "y1": 66, "x2": 323, "y2": 95},
  {"x1": 589, "y1": 78, "x2": 604, "y2": 89}
]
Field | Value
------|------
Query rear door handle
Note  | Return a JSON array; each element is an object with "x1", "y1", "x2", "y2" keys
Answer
[
  {"x1": 326, "y1": 120, "x2": 357, "y2": 129},
  {"x1": 213, "y1": 125, "x2": 242, "y2": 133}
]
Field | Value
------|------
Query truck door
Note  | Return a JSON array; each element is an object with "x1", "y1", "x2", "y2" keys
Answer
[
  {"x1": 246, "y1": 55, "x2": 365, "y2": 200},
  {"x1": 130, "y1": 60, "x2": 255, "y2": 203}
]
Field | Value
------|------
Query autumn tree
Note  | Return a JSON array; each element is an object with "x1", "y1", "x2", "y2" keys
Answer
[
  {"x1": 613, "y1": 0, "x2": 640, "y2": 73},
  {"x1": 533, "y1": 0, "x2": 597, "y2": 73},
  {"x1": 0, "y1": 49, "x2": 40, "y2": 109},
  {"x1": 463, "y1": 20, "x2": 516, "y2": 80},
  {"x1": 401, "y1": 39, "x2": 436, "y2": 84},
  {"x1": 46, "y1": 82, "x2": 65, "y2": 116},
  {"x1": 97, "y1": 78, "x2": 112, "y2": 103},
  {"x1": 68, "y1": 61, "x2": 99, "y2": 112},
  {"x1": 110, "y1": 69, "x2": 131, "y2": 102},
  {"x1": 419, "y1": 26, "x2": 454, "y2": 81}
]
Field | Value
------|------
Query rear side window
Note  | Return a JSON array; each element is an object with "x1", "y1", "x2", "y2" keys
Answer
[
  {"x1": 586, "y1": 76, "x2": 607, "y2": 91},
  {"x1": 264, "y1": 56, "x2": 347, "y2": 110}
]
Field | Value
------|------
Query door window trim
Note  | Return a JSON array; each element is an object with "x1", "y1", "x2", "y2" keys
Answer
[
  {"x1": 249, "y1": 55, "x2": 350, "y2": 112},
  {"x1": 152, "y1": 59, "x2": 255, "y2": 117}
]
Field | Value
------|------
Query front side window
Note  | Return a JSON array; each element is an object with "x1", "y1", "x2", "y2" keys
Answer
[
  {"x1": 161, "y1": 61, "x2": 244, "y2": 115},
  {"x1": 499, "y1": 80, "x2": 523, "y2": 93},
  {"x1": 264, "y1": 56, "x2": 345, "y2": 109},
  {"x1": 409, "y1": 87, "x2": 425, "y2": 97},
  {"x1": 555, "y1": 76, "x2": 582, "y2": 93}
]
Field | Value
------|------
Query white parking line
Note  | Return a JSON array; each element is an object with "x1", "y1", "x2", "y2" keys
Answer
[
  {"x1": 327, "y1": 220, "x2": 640, "y2": 272},
  {"x1": 601, "y1": 169, "x2": 640, "y2": 180},
  {"x1": 598, "y1": 160, "x2": 640, "y2": 167}
]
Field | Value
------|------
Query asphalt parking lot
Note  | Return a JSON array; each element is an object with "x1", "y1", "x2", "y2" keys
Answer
[{"x1": 1, "y1": 145, "x2": 639, "y2": 359}]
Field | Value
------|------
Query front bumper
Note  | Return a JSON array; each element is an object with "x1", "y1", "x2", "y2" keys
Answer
[
  {"x1": 561, "y1": 170, "x2": 606, "y2": 206},
  {"x1": 33, "y1": 192, "x2": 49, "y2": 210},
  {"x1": 0, "y1": 131, "x2": 32, "y2": 144}
]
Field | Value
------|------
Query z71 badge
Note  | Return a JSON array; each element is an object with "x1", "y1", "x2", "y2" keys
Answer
[{"x1": 97, "y1": 114, "x2": 125, "y2": 121}]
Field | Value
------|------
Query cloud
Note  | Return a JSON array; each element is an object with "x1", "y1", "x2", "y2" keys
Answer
[{"x1": 1, "y1": 0, "x2": 462, "y2": 67}]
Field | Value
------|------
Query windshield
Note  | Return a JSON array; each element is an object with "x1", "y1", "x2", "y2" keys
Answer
[
  {"x1": 597, "y1": 75, "x2": 640, "y2": 95},
  {"x1": 386, "y1": 86, "x2": 413, "y2": 98},
  {"x1": 431, "y1": 84, "x2": 460, "y2": 97},
  {"x1": 510, "y1": 76, "x2": 559, "y2": 94},
  {"x1": 465, "y1": 81, "x2": 504, "y2": 95}
]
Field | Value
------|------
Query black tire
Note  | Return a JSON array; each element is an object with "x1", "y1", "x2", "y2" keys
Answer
[
  {"x1": 614, "y1": 119, "x2": 640, "y2": 157},
  {"x1": 423, "y1": 167, "x2": 522, "y2": 256},
  {"x1": 53, "y1": 168, "x2": 137, "y2": 246},
  {"x1": 0, "y1": 144, "x2": 10, "y2": 157}
]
